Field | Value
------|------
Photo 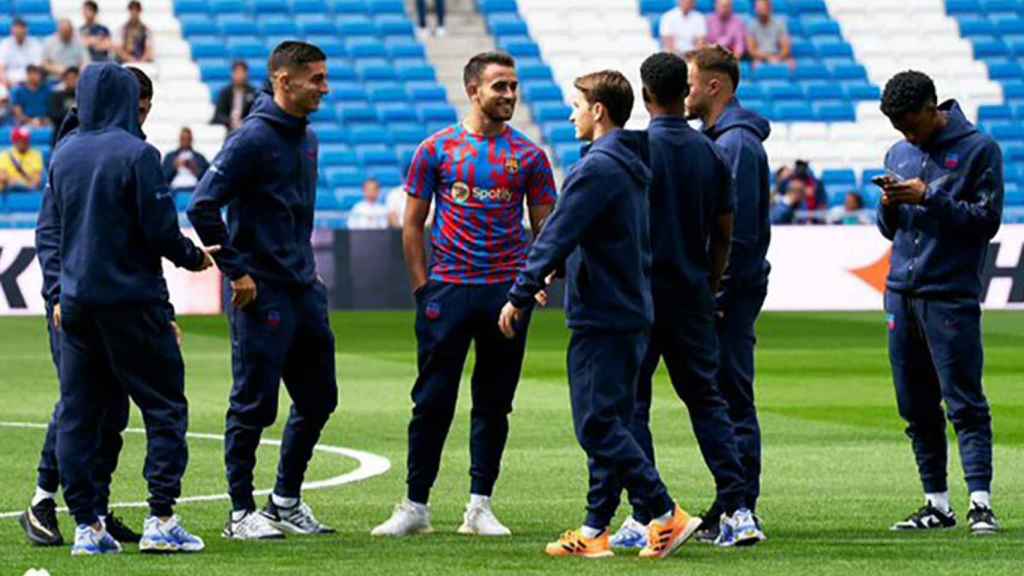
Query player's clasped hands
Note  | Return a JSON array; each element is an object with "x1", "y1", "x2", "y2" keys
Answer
[{"x1": 881, "y1": 178, "x2": 927, "y2": 207}]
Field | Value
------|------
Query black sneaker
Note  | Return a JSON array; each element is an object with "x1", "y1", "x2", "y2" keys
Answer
[
  {"x1": 262, "y1": 496, "x2": 335, "y2": 535},
  {"x1": 18, "y1": 499, "x2": 63, "y2": 546},
  {"x1": 890, "y1": 504, "x2": 957, "y2": 531},
  {"x1": 967, "y1": 504, "x2": 999, "y2": 535},
  {"x1": 104, "y1": 512, "x2": 142, "y2": 544},
  {"x1": 693, "y1": 508, "x2": 722, "y2": 543}
]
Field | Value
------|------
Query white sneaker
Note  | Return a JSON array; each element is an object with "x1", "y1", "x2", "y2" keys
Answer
[
  {"x1": 371, "y1": 500, "x2": 433, "y2": 537},
  {"x1": 435, "y1": 26, "x2": 447, "y2": 38},
  {"x1": 70, "y1": 524, "x2": 122, "y2": 556},
  {"x1": 222, "y1": 510, "x2": 286, "y2": 541},
  {"x1": 609, "y1": 516, "x2": 648, "y2": 549},
  {"x1": 415, "y1": 27, "x2": 429, "y2": 40},
  {"x1": 458, "y1": 501, "x2": 511, "y2": 536},
  {"x1": 140, "y1": 515, "x2": 205, "y2": 553},
  {"x1": 262, "y1": 497, "x2": 335, "y2": 535}
]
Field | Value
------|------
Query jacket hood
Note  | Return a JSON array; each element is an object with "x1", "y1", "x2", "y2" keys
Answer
[
  {"x1": 584, "y1": 128, "x2": 651, "y2": 188},
  {"x1": 76, "y1": 63, "x2": 141, "y2": 137},
  {"x1": 249, "y1": 88, "x2": 309, "y2": 135},
  {"x1": 926, "y1": 100, "x2": 976, "y2": 150},
  {"x1": 707, "y1": 98, "x2": 771, "y2": 142}
]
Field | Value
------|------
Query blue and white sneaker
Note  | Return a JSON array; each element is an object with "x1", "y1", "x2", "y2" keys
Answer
[
  {"x1": 714, "y1": 508, "x2": 763, "y2": 547},
  {"x1": 609, "y1": 516, "x2": 647, "y2": 549},
  {"x1": 70, "y1": 524, "x2": 122, "y2": 556},
  {"x1": 140, "y1": 515, "x2": 205, "y2": 553}
]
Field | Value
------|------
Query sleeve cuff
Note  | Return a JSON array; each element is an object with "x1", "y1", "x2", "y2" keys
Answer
[{"x1": 508, "y1": 289, "x2": 537, "y2": 310}]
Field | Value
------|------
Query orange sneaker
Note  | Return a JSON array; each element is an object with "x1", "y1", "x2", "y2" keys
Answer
[
  {"x1": 544, "y1": 529, "x2": 614, "y2": 559},
  {"x1": 639, "y1": 504, "x2": 702, "y2": 559}
]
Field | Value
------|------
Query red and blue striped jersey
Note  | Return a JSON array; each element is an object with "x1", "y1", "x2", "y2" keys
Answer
[{"x1": 405, "y1": 124, "x2": 557, "y2": 285}]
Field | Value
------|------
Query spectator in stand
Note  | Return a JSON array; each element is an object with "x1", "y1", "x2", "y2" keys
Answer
[
  {"x1": 80, "y1": 1, "x2": 113, "y2": 62},
  {"x1": 0, "y1": 86, "x2": 13, "y2": 127},
  {"x1": 348, "y1": 178, "x2": 390, "y2": 229},
  {"x1": 0, "y1": 19, "x2": 44, "y2": 88},
  {"x1": 829, "y1": 191, "x2": 873, "y2": 225},
  {"x1": 212, "y1": 61, "x2": 257, "y2": 134},
  {"x1": 43, "y1": 19, "x2": 87, "y2": 78},
  {"x1": 13, "y1": 65, "x2": 53, "y2": 127},
  {"x1": 162, "y1": 127, "x2": 210, "y2": 190},
  {"x1": 415, "y1": 0, "x2": 446, "y2": 38},
  {"x1": 747, "y1": 0, "x2": 794, "y2": 68},
  {"x1": 47, "y1": 66, "x2": 78, "y2": 138},
  {"x1": 660, "y1": 0, "x2": 707, "y2": 56},
  {"x1": 117, "y1": 1, "x2": 154, "y2": 63},
  {"x1": 770, "y1": 176, "x2": 805, "y2": 224},
  {"x1": 706, "y1": 0, "x2": 747, "y2": 60},
  {"x1": 0, "y1": 126, "x2": 43, "y2": 191},
  {"x1": 771, "y1": 161, "x2": 828, "y2": 224}
]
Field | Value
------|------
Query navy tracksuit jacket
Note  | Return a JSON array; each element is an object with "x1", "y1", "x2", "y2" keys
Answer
[
  {"x1": 509, "y1": 129, "x2": 673, "y2": 529},
  {"x1": 44, "y1": 63, "x2": 206, "y2": 526},
  {"x1": 188, "y1": 91, "x2": 337, "y2": 512},
  {"x1": 35, "y1": 110, "x2": 128, "y2": 516},
  {"x1": 621, "y1": 116, "x2": 747, "y2": 522},
  {"x1": 878, "y1": 100, "x2": 1004, "y2": 494},
  {"x1": 703, "y1": 98, "x2": 773, "y2": 511}
]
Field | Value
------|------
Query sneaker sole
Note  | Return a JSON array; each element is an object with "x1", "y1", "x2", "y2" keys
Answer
[
  {"x1": 140, "y1": 540, "x2": 180, "y2": 554},
  {"x1": 457, "y1": 523, "x2": 511, "y2": 536},
  {"x1": 221, "y1": 528, "x2": 287, "y2": 541},
  {"x1": 544, "y1": 546, "x2": 614, "y2": 559},
  {"x1": 371, "y1": 525, "x2": 434, "y2": 537},
  {"x1": 890, "y1": 524, "x2": 956, "y2": 531},
  {"x1": 971, "y1": 526, "x2": 999, "y2": 536},
  {"x1": 268, "y1": 518, "x2": 336, "y2": 536},
  {"x1": 18, "y1": 512, "x2": 63, "y2": 547},
  {"x1": 732, "y1": 530, "x2": 763, "y2": 547},
  {"x1": 641, "y1": 517, "x2": 703, "y2": 559}
]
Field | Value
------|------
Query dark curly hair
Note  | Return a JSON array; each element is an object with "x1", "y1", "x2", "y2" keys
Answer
[
  {"x1": 881, "y1": 70, "x2": 936, "y2": 119},
  {"x1": 641, "y1": 52, "x2": 690, "y2": 106}
]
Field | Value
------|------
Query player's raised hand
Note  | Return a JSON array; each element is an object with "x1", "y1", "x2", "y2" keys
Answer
[
  {"x1": 232, "y1": 274, "x2": 258, "y2": 309},
  {"x1": 498, "y1": 301, "x2": 523, "y2": 339}
]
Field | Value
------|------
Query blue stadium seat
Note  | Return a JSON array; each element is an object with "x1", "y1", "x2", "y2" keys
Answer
[
  {"x1": 518, "y1": 62, "x2": 553, "y2": 80},
  {"x1": 991, "y1": 124, "x2": 1024, "y2": 142},
  {"x1": 491, "y1": 19, "x2": 528, "y2": 36},
  {"x1": 175, "y1": 0, "x2": 207, "y2": 14},
  {"x1": 736, "y1": 84, "x2": 765, "y2": 101},
  {"x1": 378, "y1": 104, "x2": 418, "y2": 123},
  {"x1": 338, "y1": 16, "x2": 379, "y2": 36},
  {"x1": 357, "y1": 145, "x2": 398, "y2": 165},
  {"x1": 397, "y1": 61, "x2": 436, "y2": 82},
  {"x1": 791, "y1": 0, "x2": 827, "y2": 14},
  {"x1": 259, "y1": 16, "x2": 299, "y2": 36},
  {"x1": 376, "y1": 15, "x2": 413, "y2": 36},
  {"x1": 29, "y1": 126, "x2": 52, "y2": 145},
  {"x1": 293, "y1": 0, "x2": 328, "y2": 13},
  {"x1": 988, "y1": 61, "x2": 1024, "y2": 79},
  {"x1": 253, "y1": 0, "x2": 290, "y2": 14},
  {"x1": 327, "y1": 167, "x2": 367, "y2": 188},
  {"x1": 298, "y1": 16, "x2": 339, "y2": 36},
  {"x1": 1005, "y1": 144, "x2": 1024, "y2": 163},
  {"x1": 14, "y1": 0, "x2": 50, "y2": 14},
  {"x1": 979, "y1": 104, "x2": 1013, "y2": 121},
  {"x1": 523, "y1": 82, "x2": 563, "y2": 102},
  {"x1": 773, "y1": 102, "x2": 815, "y2": 121},
  {"x1": 804, "y1": 82, "x2": 845, "y2": 100},
  {"x1": 386, "y1": 38, "x2": 425, "y2": 58},
  {"x1": 330, "y1": 83, "x2": 368, "y2": 102},
  {"x1": 753, "y1": 64, "x2": 791, "y2": 81},
  {"x1": 815, "y1": 102, "x2": 856, "y2": 122},
  {"x1": 417, "y1": 103, "x2": 457, "y2": 123},
  {"x1": 947, "y1": 0, "x2": 983, "y2": 14},
  {"x1": 822, "y1": 168, "x2": 857, "y2": 186},
  {"x1": 555, "y1": 143, "x2": 582, "y2": 167},
  {"x1": 974, "y1": 39, "x2": 1009, "y2": 57},
  {"x1": 369, "y1": 85, "x2": 408, "y2": 103},
  {"x1": 407, "y1": 83, "x2": 447, "y2": 102},
  {"x1": 220, "y1": 16, "x2": 260, "y2": 36},
  {"x1": 5, "y1": 193, "x2": 43, "y2": 212},
  {"x1": 815, "y1": 40, "x2": 854, "y2": 59},
  {"x1": 210, "y1": 0, "x2": 249, "y2": 13},
  {"x1": 199, "y1": 59, "x2": 232, "y2": 81},
  {"x1": 790, "y1": 38, "x2": 817, "y2": 59},
  {"x1": 308, "y1": 35, "x2": 347, "y2": 57},
  {"x1": 982, "y1": 0, "x2": 1019, "y2": 14},
  {"x1": 391, "y1": 124, "x2": 428, "y2": 144},
  {"x1": 497, "y1": 36, "x2": 540, "y2": 58},
  {"x1": 765, "y1": 83, "x2": 804, "y2": 100},
  {"x1": 995, "y1": 18, "x2": 1024, "y2": 36},
  {"x1": 320, "y1": 146, "x2": 358, "y2": 166},
  {"x1": 227, "y1": 37, "x2": 269, "y2": 59},
  {"x1": 479, "y1": 0, "x2": 519, "y2": 14},
  {"x1": 829, "y1": 63, "x2": 867, "y2": 80},
  {"x1": 329, "y1": 61, "x2": 358, "y2": 81},
  {"x1": 543, "y1": 123, "x2": 576, "y2": 144},
  {"x1": 845, "y1": 83, "x2": 881, "y2": 101},
  {"x1": 330, "y1": 0, "x2": 368, "y2": 12},
  {"x1": 356, "y1": 60, "x2": 397, "y2": 81},
  {"x1": 961, "y1": 19, "x2": 997, "y2": 37},
  {"x1": 191, "y1": 37, "x2": 229, "y2": 59},
  {"x1": 803, "y1": 20, "x2": 840, "y2": 36},
  {"x1": 367, "y1": 0, "x2": 405, "y2": 14},
  {"x1": 315, "y1": 125, "x2": 347, "y2": 144},
  {"x1": 533, "y1": 102, "x2": 571, "y2": 123},
  {"x1": 182, "y1": 16, "x2": 221, "y2": 36},
  {"x1": 349, "y1": 126, "x2": 393, "y2": 145},
  {"x1": 793, "y1": 63, "x2": 831, "y2": 81},
  {"x1": 337, "y1": 103, "x2": 379, "y2": 123},
  {"x1": 347, "y1": 38, "x2": 388, "y2": 58}
]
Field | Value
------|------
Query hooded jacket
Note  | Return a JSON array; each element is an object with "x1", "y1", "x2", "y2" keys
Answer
[
  {"x1": 647, "y1": 116, "x2": 734, "y2": 314},
  {"x1": 704, "y1": 98, "x2": 772, "y2": 288},
  {"x1": 509, "y1": 129, "x2": 654, "y2": 332},
  {"x1": 878, "y1": 100, "x2": 1004, "y2": 299},
  {"x1": 187, "y1": 90, "x2": 319, "y2": 286},
  {"x1": 40, "y1": 63, "x2": 204, "y2": 307}
]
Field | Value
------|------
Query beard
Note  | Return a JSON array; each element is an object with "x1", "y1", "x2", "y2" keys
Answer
[{"x1": 482, "y1": 98, "x2": 516, "y2": 122}]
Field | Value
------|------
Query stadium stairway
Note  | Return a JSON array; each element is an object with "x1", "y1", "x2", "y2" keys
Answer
[{"x1": 51, "y1": 0, "x2": 224, "y2": 159}]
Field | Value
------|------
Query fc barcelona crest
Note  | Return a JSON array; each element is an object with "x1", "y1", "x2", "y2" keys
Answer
[
  {"x1": 452, "y1": 181, "x2": 471, "y2": 203},
  {"x1": 504, "y1": 157, "x2": 520, "y2": 174}
]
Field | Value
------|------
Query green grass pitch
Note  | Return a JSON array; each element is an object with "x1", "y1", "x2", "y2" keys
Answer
[{"x1": 0, "y1": 310, "x2": 1021, "y2": 575}]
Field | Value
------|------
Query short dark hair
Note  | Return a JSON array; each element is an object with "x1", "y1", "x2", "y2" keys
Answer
[
  {"x1": 685, "y1": 45, "x2": 740, "y2": 91},
  {"x1": 12, "y1": 18, "x2": 26, "y2": 28},
  {"x1": 127, "y1": 0, "x2": 141, "y2": 10},
  {"x1": 26, "y1": 64, "x2": 42, "y2": 75},
  {"x1": 232, "y1": 59, "x2": 249, "y2": 72},
  {"x1": 880, "y1": 70, "x2": 937, "y2": 119},
  {"x1": 463, "y1": 51, "x2": 516, "y2": 88},
  {"x1": 181, "y1": 126, "x2": 192, "y2": 134},
  {"x1": 641, "y1": 52, "x2": 689, "y2": 106},
  {"x1": 126, "y1": 66, "x2": 153, "y2": 100},
  {"x1": 63, "y1": 66, "x2": 79, "y2": 77},
  {"x1": 574, "y1": 70, "x2": 634, "y2": 128},
  {"x1": 269, "y1": 41, "x2": 326, "y2": 74},
  {"x1": 83, "y1": 1, "x2": 98, "y2": 12}
]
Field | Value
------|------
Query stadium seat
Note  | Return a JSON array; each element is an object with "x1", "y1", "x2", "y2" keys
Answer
[
  {"x1": 417, "y1": 104, "x2": 457, "y2": 123},
  {"x1": 298, "y1": 16, "x2": 339, "y2": 36},
  {"x1": 337, "y1": 103, "x2": 379, "y2": 123},
  {"x1": 378, "y1": 104, "x2": 418, "y2": 123},
  {"x1": 407, "y1": 83, "x2": 448, "y2": 102},
  {"x1": 533, "y1": 103, "x2": 572, "y2": 123},
  {"x1": 292, "y1": 0, "x2": 329, "y2": 13}
]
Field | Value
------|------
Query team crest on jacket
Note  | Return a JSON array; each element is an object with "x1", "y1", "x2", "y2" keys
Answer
[
  {"x1": 504, "y1": 157, "x2": 520, "y2": 174},
  {"x1": 944, "y1": 153, "x2": 959, "y2": 170},
  {"x1": 267, "y1": 310, "x2": 281, "y2": 329},
  {"x1": 452, "y1": 181, "x2": 470, "y2": 203}
]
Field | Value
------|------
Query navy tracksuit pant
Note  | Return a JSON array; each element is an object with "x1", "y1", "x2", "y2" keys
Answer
[
  {"x1": 570, "y1": 329, "x2": 674, "y2": 530},
  {"x1": 224, "y1": 280, "x2": 338, "y2": 512},
  {"x1": 886, "y1": 291, "x2": 992, "y2": 494},
  {"x1": 716, "y1": 283, "x2": 767, "y2": 512},
  {"x1": 406, "y1": 280, "x2": 529, "y2": 504},
  {"x1": 626, "y1": 309, "x2": 747, "y2": 523},
  {"x1": 57, "y1": 300, "x2": 188, "y2": 526},
  {"x1": 37, "y1": 304, "x2": 129, "y2": 517}
]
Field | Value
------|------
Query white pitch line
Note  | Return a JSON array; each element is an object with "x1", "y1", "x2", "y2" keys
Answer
[{"x1": 0, "y1": 421, "x2": 391, "y2": 519}]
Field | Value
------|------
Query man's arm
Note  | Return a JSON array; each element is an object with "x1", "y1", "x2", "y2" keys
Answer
[
  {"x1": 402, "y1": 195, "x2": 431, "y2": 293},
  {"x1": 187, "y1": 137, "x2": 252, "y2": 279},
  {"x1": 710, "y1": 213, "x2": 734, "y2": 294},
  {"x1": 923, "y1": 142, "x2": 1004, "y2": 240},
  {"x1": 134, "y1": 146, "x2": 210, "y2": 270},
  {"x1": 13, "y1": 104, "x2": 28, "y2": 125},
  {"x1": 35, "y1": 180, "x2": 61, "y2": 306},
  {"x1": 778, "y1": 31, "x2": 792, "y2": 60}
]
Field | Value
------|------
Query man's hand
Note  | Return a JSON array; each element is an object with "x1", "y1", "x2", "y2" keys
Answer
[
  {"x1": 198, "y1": 245, "x2": 220, "y2": 271},
  {"x1": 232, "y1": 274, "x2": 258, "y2": 309},
  {"x1": 534, "y1": 271, "x2": 557, "y2": 307},
  {"x1": 498, "y1": 301, "x2": 524, "y2": 339},
  {"x1": 170, "y1": 320, "x2": 183, "y2": 347},
  {"x1": 883, "y1": 178, "x2": 927, "y2": 206},
  {"x1": 53, "y1": 303, "x2": 61, "y2": 330}
]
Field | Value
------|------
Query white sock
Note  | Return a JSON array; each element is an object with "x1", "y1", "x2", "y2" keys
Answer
[
  {"x1": 469, "y1": 494, "x2": 490, "y2": 508},
  {"x1": 926, "y1": 491, "x2": 950, "y2": 513},
  {"x1": 231, "y1": 509, "x2": 250, "y2": 522},
  {"x1": 31, "y1": 487, "x2": 56, "y2": 507},
  {"x1": 970, "y1": 491, "x2": 991, "y2": 509},
  {"x1": 654, "y1": 507, "x2": 675, "y2": 524},
  {"x1": 271, "y1": 494, "x2": 299, "y2": 509},
  {"x1": 580, "y1": 525, "x2": 605, "y2": 539},
  {"x1": 405, "y1": 499, "x2": 428, "y2": 513}
]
